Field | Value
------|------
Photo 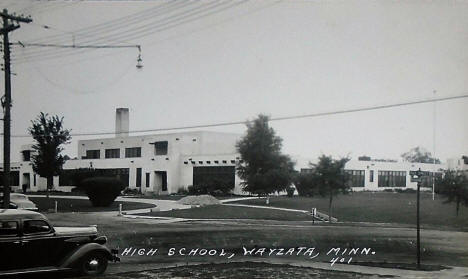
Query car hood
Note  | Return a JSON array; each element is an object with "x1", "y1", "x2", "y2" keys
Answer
[{"x1": 54, "y1": 226, "x2": 98, "y2": 236}]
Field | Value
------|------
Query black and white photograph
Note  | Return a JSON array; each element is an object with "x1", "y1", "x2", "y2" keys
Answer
[{"x1": 0, "y1": 0, "x2": 467, "y2": 278}]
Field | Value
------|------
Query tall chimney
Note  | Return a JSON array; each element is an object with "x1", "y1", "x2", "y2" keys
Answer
[{"x1": 115, "y1": 108, "x2": 129, "y2": 137}]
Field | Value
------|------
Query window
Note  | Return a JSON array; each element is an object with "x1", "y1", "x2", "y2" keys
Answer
[
  {"x1": 154, "y1": 141, "x2": 168, "y2": 155},
  {"x1": 22, "y1": 150, "x2": 31, "y2": 161},
  {"x1": 23, "y1": 220, "x2": 51, "y2": 234},
  {"x1": 0, "y1": 171, "x2": 20, "y2": 186},
  {"x1": 0, "y1": 221, "x2": 18, "y2": 236},
  {"x1": 125, "y1": 147, "x2": 141, "y2": 158},
  {"x1": 105, "y1": 149, "x2": 120, "y2": 159},
  {"x1": 378, "y1": 171, "x2": 406, "y2": 187},
  {"x1": 86, "y1": 150, "x2": 100, "y2": 159},
  {"x1": 345, "y1": 170, "x2": 365, "y2": 187},
  {"x1": 146, "y1": 173, "x2": 150, "y2": 187},
  {"x1": 370, "y1": 170, "x2": 374, "y2": 182}
]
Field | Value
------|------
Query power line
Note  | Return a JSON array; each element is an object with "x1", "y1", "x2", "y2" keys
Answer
[
  {"x1": 14, "y1": 1, "x2": 248, "y2": 63},
  {"x1": 15, "y1": 0, "x2": 282, "y2": 68},
  {"x1": 22, "y1": 1, "x2": 187, "y2": 45},
  {"x1": 4, "y1": 93, "x2": 468, "y2": 138},
  {"x1": 13, "y1": 1, "x2": 195, "y2": 57},
  {"x1": 13, "y1": 42, "x2": 141, "y2": 49}
]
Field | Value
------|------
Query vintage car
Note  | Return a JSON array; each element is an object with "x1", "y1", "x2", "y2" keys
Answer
[
  {"x1": 0, "y1": 209, "x2": 119, "y2": 277},
  {"x1": 9, "y1": 194, "x2": 38, "y2": 211}
]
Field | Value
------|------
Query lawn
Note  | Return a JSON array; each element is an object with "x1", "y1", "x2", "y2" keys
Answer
[
  {"x1": 136, "y1": 204, "x2": 315, "y2": 221},
  {"x1": 29, "y1": 197, "x2": 154, "y2": 213},
  {"x1": 228, "y1": 192, "x2": 468, "y2": 230}
]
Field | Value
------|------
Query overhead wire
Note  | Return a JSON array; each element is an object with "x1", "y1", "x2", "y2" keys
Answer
[
  {"x1": 4, "y1": 94, "x2": 468, "y2": 138},
  {"x1": 14, "y1": 1, "x2": 248, "y2": 64},
  {"x1": 23, "y1": 0, "x2": 281, "y2": 67},
  {"x1": 22, "y1": 0, "x2": 186, "y2": 45},
  {"x1": 11, "y1": 0, "x2": 200, "y2": 62},
  {"x1": 28, "y1": 53, "x2": 137, "y2": 95},
  {"x1": 16, "y1": 0, "x2": 232, "y2": 56}
]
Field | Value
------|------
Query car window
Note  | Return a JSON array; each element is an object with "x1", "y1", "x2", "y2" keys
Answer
[
  {"x1": 0, "y1": 221, "x2": 19, "y2": 236},
  {"x1": 23, "y1": 220, "x2": 51, "y2": 234}
]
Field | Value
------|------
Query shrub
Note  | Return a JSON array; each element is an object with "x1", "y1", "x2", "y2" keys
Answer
[
  {"x1": 383, "y1": 189, "x2": 394, "y2": 193},
  {"x1": 177, "y1": 187, "x2": 189, "y2": 195},
  {"x1": 286, "y1": 186, "x2": 295, "y2": 197},
  {"x1": 122, "y1": 188, "x2": 139, "y2": 195},
  {"x1": 188, "y1": 179, "x2": 233, "y2": 196},
  {"x1": 187, "y1": 184, "x2": 205, "y2": 195},
  {"x1": 395, "y1": 188, "x2": 417, "y2": 194},
  {"x1": 79, "y1": 177, "x2": 125, "y2": 207}
]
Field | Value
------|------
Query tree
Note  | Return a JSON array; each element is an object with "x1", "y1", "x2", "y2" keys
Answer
[
  {"x1": 401, "y1": 146, "x2": 441, "y2": 164},
  {"x1": 28, "y1": 113, "x2": 72, "y2": 197},
  {"x1": 294, "y1": 171, "x2": 320, "y2": 197},
  {"x1": 308, "y1": 155, "x2": 350, "y2": 222},
  {"x1": 436, "y1": 170, "x2": 468, "y2": 217},
  {"x1": 236, "y1": 115, "x2": 295, "y2": 196}
]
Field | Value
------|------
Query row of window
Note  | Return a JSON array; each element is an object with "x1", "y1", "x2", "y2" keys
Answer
[
  {"x1": 345, "y1": 170, "x2": 365, "y2": 187},
  {"x1": 84, "y1": 147, "x2": 142, "y2": 159},
  {"x1": 378, "y1": 171, "x2": 406, "y2": 187},
  {"x1": 82, "y1": 141, "x2": 169, "y2": 159}
]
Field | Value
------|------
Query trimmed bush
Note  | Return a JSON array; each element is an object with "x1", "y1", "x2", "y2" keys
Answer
[
  {"x1": 188, "y1": 179, "x2": 233, "y2": 196},
  {"x1": 177, "y1": 187, "x2": 189, "y2": 195},
  {"x1": 122, "y1": 188, "x2": 139, "y2": 195},
  {"x1": 79, "y1": 177, "x2": 125, "y2": 207}
]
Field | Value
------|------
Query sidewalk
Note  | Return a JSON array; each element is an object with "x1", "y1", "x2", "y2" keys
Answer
[{"x1": 27, "y1": 194, "x2": 191, "y2": 214}]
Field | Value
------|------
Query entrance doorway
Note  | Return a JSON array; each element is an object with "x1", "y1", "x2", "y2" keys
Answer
[
  {"x1": 154, "y1": 171, "x2": 167, "y2": 193},
  {"x1": 22, "y1": 173, "x2": 30, "y2": 193}
]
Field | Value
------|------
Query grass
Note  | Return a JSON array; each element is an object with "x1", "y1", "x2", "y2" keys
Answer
[
  {"x1": 29, "y1": 197, "x2": 154, "y2": 213},
  {"x1": 137, "y1": 204, "x2": 315, "y2": 221},
  {"x1": 228, "y1": 192, "x2": 468, "y2": 230},
  {"x1": 46, "y1": 208, "x2": 468, "y2": 268}
]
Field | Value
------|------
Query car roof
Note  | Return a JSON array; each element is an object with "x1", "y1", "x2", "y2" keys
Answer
[{"x1": 0, "y1": 209, "x2": 46, "y2": 221}]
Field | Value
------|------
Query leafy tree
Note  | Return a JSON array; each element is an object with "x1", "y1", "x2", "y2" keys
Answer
[
  {"x1": 401, "y1": 146, "x2": 441, "y2": 164},
  {"x1": 308, "y1": 155, "x2": 350, "y2": 222},
  {"x1": 294, "y1": 171, "x2": 320, "y2": 197},
  {"x1": 436, "y1": 170, "x2": 468, "y2": 217},
  {"x1": 236, "y1": 115, "x2": 296, "y2": 196},
  {"x1": 79, "y1": 177, "x2": 125, "y2": 207},
  {"x1": 28, "y1": 113, "x2": 72, "y2": 197}
]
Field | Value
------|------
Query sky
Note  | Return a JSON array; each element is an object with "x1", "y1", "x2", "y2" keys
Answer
[{"x1": 0, "y1": 0, "x2": 467, "y2": 164}]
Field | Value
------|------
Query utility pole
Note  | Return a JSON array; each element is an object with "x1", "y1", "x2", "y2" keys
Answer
[{"x1": 0, "y1": 9, "x2": 31, "y2": 209}]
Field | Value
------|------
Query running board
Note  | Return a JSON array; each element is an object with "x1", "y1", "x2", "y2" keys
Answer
[{"x1": 0, "y1": 266, "x2": 71, "y2": 276}]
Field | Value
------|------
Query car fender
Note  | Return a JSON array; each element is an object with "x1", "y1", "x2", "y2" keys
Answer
[{"x1": 59, "y1": 242, "x2": 113, "y2": 268}]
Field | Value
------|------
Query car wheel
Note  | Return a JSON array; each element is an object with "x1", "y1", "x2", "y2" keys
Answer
[{"x1": 80, "y1": 252, "x2": 108, "y2": 275}]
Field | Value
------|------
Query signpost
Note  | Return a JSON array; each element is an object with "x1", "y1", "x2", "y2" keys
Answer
[{"x1": 412, "y1": 168, "x2": 423, "y2": 270}]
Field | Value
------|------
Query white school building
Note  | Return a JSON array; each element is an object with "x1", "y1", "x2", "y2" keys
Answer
[{"x1": 0, "y1": 108, "x2": 465, "y2": 194}]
